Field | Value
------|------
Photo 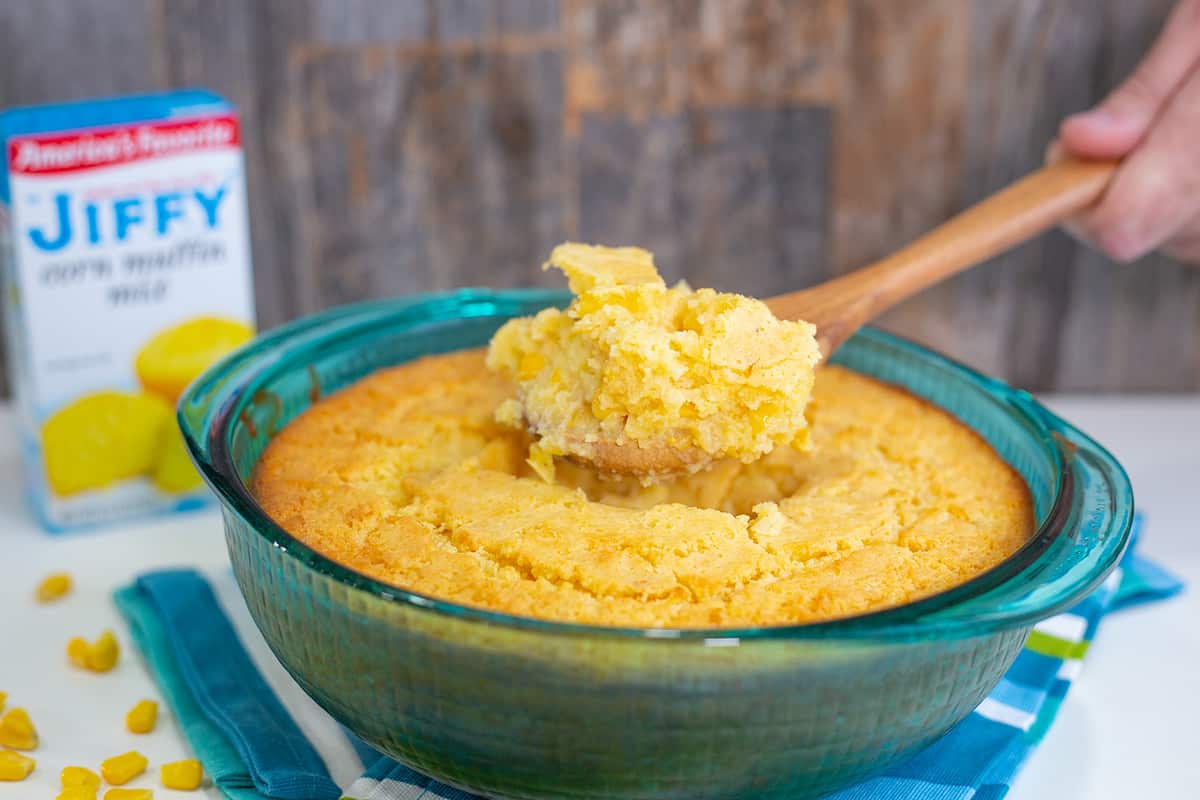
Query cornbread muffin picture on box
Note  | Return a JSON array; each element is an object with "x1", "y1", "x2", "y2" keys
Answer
[
  {"x1": 135, "y1": 316, "x2": 254, "y2": 402},
  {"x1": 1, "y1": 91, "x2": 256, "y2": 530},
  {"x1": 41, "y1": 315, "x2": 254, "y2": 499},
  {"x1": 136, "y1": 316, "x2": 255, "y2": 492},
  {"x1": 254, "y1": 243, "x2": 1035, "y2": 628},
  {"x1": 41, "y1": 391, "x2": 172, "y2": 497}
]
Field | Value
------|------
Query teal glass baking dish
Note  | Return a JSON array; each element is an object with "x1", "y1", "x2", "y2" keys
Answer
[{"x1": 179, "y1": 289, "x2": 1133, "y2": 800}]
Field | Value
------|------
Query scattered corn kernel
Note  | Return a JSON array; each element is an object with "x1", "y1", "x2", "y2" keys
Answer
[
  {"x1": 67, "y1": 630, "x2": 120, "y2": 673},
  {"x1": 125, "y1": 699, "x2": 158, "y2": 734},
  {"x1": 104, "y1": 790, "x2": 153, "y2": 800},
  {"x1": 0, "y1": 708, "x2": 37, "y2": 750},
  {"x1": 62, "y1": 765, "x2": 101, "y2": 790},
  {"x1": 36, "y1": 572, "x2": 73, "y2": 603},
  {"x1": 90, "y1": 630, "x2": 120, "y2": 671},
  {"x1": 56, "y1": 787, "x2": 97, "y2": 800},
  {"x1": 67, "y1": 637, "x2": 91, "y2": 668},
  {"x1": 160, "y1": 759, "x2": 202, "y2": 791},
  {"x1": 100, "y1": 751, "x2": 147, "y2": 785},
  {"x1": 0, "y1": 749, "x2": 35, "y2": 781},
  {"x1": 0, "y1": 691, "x2": 6, "y2": 712}
]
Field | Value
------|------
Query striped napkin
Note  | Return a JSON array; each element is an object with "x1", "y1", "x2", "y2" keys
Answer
[{"x1": 113, "y1": 516, "x2": 1181, "y2": 800}]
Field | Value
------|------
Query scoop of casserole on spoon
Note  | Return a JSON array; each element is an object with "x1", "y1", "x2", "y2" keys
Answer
[{"x1": 488, "y1": 158, "x2": 1116, "y2": 480}]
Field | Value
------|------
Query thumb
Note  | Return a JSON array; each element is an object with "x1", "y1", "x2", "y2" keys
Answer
[{"x1": 1060, "y1": 0, "x2": 1200, "y2": 159}]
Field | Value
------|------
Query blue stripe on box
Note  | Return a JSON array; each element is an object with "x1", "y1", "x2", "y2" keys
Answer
[{"x1": 138, "y1": 570, "x2": 341, "y2": 800}]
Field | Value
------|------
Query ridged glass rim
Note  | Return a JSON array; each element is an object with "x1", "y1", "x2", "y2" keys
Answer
[{"x1": 180, "y1": 289, "x2": 1133, "y2": 642}]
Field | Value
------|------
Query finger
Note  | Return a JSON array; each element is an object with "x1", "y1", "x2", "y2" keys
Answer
[
  {"x1": 1076, "y1": 65, "x2": 1200, "y2": 261},
  {"x1": 1043, "y1": 139, "x2": 1116, "y2": 251},
  {"x1": 1060, "y1": 0, "x2": 1200, "y2": 158}
]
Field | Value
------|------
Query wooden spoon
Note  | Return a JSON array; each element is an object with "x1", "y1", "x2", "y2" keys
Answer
[{"x1": 572, "y1": 158, "x2": 1118, "y2": 478}]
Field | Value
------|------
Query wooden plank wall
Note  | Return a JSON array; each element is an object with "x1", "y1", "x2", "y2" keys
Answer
[{"x1": 1, "y1": 0, "x2": 1196, "y2": 395}]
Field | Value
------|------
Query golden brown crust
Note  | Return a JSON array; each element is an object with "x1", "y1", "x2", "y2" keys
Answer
[{"x1": 253, "y1": 350, "x2": 1034, "y2": 628}]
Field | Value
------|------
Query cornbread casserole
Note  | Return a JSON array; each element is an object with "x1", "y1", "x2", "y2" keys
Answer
[
  {"x1": 486, "y1": 243, "x2": 821, "y2": 480},
  {"x1": 253, "y1": 352, "x2": 1033, "y2": 628}
]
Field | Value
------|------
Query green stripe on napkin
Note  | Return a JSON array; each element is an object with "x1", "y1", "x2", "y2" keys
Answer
[{"x1": 1025, "y1": 631, "x2": 1090, "y2": 660}]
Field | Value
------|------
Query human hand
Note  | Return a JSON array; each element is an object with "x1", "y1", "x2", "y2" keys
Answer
[{"x1": 1049, "y1": 0, "x2": 1200, "y2": 265}]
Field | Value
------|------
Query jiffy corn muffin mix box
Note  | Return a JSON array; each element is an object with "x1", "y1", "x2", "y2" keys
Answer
[{"x1": 0, "y1": 90, "x2": 255, "y2": 531}]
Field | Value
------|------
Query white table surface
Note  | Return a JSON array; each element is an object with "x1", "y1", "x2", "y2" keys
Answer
[{"x1": 1, "y1": 397, "x2": 1197, "y2": 799}]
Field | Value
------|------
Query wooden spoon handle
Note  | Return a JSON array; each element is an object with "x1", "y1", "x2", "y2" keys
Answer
[{"x1": 766, "y1": 158, "x2": 1118, "y2": 355}]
